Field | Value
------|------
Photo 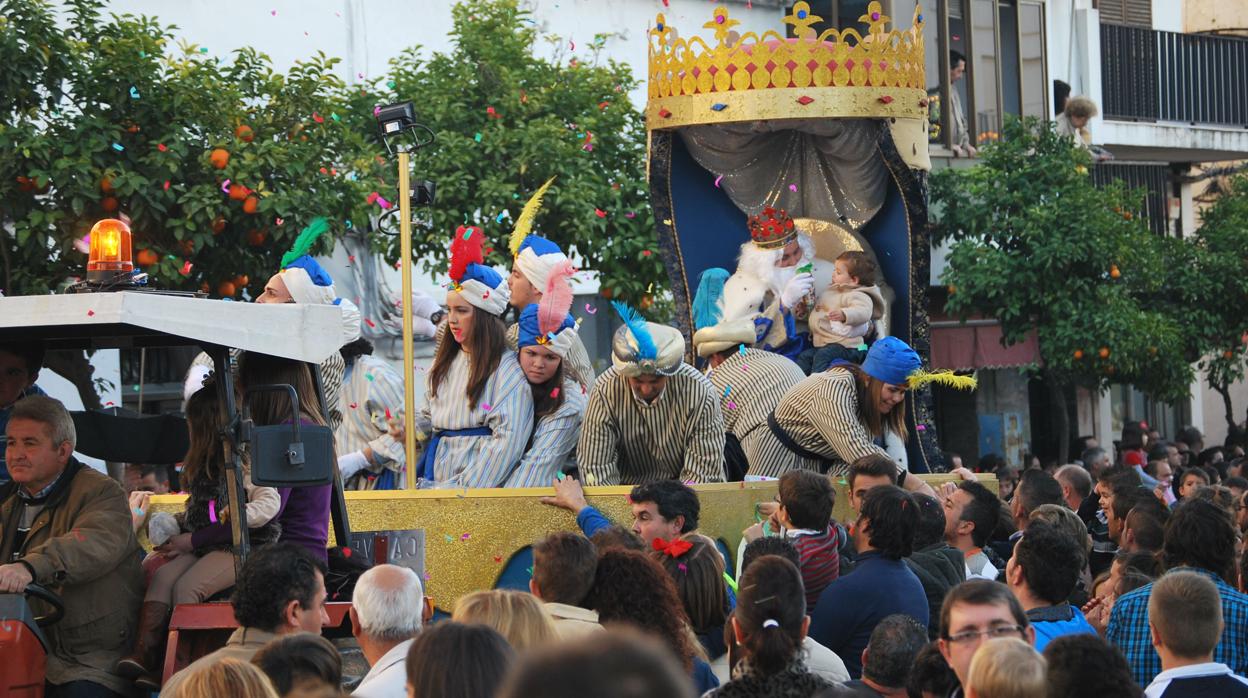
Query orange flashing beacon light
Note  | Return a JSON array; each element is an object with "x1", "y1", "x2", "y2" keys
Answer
[{"x1": 86, "y1": 218, "x2": 134, "y2": 282}]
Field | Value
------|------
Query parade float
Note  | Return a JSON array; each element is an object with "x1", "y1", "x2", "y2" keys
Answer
[{"x1": 0, "y1": 3, "x2": 979, "y2": 688}]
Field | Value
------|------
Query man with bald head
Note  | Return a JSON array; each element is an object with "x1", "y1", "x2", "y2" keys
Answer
[
  {"x1": 351, "y1": 564, "x2": 433, "y2": 698},
  {"x1": 1054, "y1": 464, "x2": 1093, "y2": 512}
]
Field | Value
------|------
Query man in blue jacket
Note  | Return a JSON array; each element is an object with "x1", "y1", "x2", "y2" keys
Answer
[
  {"x1": 809, "y1": 484, "x2": 928, "y2": 678},
  {"x1": 1005, "y1": 519, "x2": 1096, "y2": 651}
]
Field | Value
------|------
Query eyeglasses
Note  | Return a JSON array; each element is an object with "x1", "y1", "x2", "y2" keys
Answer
[{"x1": 944, "y1": 625, "x2": 1026, "y2": 645}]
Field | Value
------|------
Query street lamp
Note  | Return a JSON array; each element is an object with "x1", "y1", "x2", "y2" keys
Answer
[{"x1": 374, "y1": 101, "x2": 436, "y2": 489}]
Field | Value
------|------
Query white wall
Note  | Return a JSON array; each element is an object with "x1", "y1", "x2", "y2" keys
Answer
[{"x1": 101, "y1": 0, "x2": 782, "y2": 109}]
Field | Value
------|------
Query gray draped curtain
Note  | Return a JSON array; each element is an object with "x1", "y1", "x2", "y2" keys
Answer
[{"x1": 679, "y1": 118, "x2": 889, "y2": 230}]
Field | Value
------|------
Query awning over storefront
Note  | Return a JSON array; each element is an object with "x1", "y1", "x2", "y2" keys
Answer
[{"x1": 930, "y1": 320, "x2": 1040, "y2": 371}]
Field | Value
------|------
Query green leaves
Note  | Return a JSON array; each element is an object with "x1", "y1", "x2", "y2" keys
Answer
[
  {"x1": 933, "y1": 116, "x2": 1193, "y2": 401},
  {"x1": 1, "y1": 0, "x2": 660, "y2": 309}
]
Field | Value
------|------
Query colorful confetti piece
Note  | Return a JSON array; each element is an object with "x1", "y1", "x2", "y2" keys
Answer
[
  {"x1": 474, "y1": 132, "x2": 483, "y2": 142},
  {"x1": 788, "y1": 184, "x2": 798, "y2": 192},
  {"x1": 112, "y1": 143, "x2": 125, "y2": 152},
  {"x1": 482, "y1": 404, "x2": 492, "y2": 411},
  {"x1": 129, "y1": 86, "x2": 140, "y2": 99},
  {"x1": 158, "y1": 143, "x2": 167, "y2": 152},
  {"x1": 208, "y1": 500, "x2": 217, "y2": 523},
  {"x1": 595, "y1": 208, "x2": 607, "y2": 218},
  {"x1": 714, "y1": 174, "x2": 723, "y2": 187},
  {"x1": 585, "y1": 304, "x2": 597, "y2": 314},
  {"x1": 551, "y1": 387, "x2": 560, "y2": 398}
]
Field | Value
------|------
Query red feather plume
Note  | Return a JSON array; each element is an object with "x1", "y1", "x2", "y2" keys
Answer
[
  {"x1": 449, "y1": 226, "x2": 484, "y2": 282},
  {"x1": 538, "y1": 259, "x2": 576, "y2": 336}
]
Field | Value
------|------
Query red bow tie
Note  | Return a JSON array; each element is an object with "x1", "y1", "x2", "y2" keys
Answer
[{"x1": 652, "y1": 537, "x2": 693, "y2": 558}]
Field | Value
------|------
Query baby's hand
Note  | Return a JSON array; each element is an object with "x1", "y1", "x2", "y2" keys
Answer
[{"x1": 827, "y1": 310, "x2": 846, "y2": 323}]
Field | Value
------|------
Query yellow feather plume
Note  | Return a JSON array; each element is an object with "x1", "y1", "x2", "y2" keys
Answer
[
  {"x1": 907, "y1": 369, "x2": 978, "y2": 391},
  {"x1": 508, "y1": 176, "x2": 557, "y2": 256}
]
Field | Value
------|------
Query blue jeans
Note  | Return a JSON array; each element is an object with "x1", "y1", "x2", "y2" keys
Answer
[{"x1": 811, "y1": 344, "x2": 867, "y2": 372}]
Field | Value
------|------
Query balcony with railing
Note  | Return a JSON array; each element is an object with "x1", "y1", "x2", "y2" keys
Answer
[{"x1": 1101, "y1": 24, "x2": 1248, "y2": 128}]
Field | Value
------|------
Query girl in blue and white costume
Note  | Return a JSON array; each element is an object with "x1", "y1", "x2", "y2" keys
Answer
[
  {"x1": 511, "y1": 259, "x2": 588, "y2": 487},
  {"x1": 415, "y1": 226, "x2": 534, "y2": 488}
]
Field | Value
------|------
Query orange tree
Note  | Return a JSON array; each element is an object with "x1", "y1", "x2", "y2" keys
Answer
[
  {"x1": 1164, "y1": 174, "x2": 1248, "y2": 442},
  {"x1": 0, "y1": 0, "x2": 382, "y2": 299},
  {"x1": 347, "y1": 0, "x2": 663, "y2": 307},
  {"x1": 931, "y1": 116, "x2": 1190, "y2": 456}
]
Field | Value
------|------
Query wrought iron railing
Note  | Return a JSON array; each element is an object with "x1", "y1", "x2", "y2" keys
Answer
[{"x1": 1101, "y1": 24, "x2": 1248, "y2": 127}]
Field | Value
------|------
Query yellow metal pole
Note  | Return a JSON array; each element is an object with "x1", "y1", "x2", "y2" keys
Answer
[{"x1": 397, "y1": 150, "x2": 418, "y2": 488}]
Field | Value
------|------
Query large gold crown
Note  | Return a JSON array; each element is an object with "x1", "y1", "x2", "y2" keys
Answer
[{"x1": 647, "y1": 1, "x2": 927, "y2": 129}]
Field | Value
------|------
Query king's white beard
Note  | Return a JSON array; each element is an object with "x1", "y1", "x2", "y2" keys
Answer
[{"x1": 733, "y1": 236, "x2": 815, "y2": 296}]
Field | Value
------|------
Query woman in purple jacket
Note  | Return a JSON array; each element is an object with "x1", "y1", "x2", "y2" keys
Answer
[{"x1": 238, "y1": 352, "x2": 333, "y2": 564}]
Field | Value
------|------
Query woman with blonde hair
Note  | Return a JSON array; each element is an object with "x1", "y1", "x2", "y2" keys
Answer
[
  {"x1": 1056, "y1": 95, "x2": 1099, "y2": 149},
  {"x1": 452, "y1": 589, "x2": 559, "y2": 651},
  {"x1": 172, "y1": 657, "x2": 280, "y2": 698},
  {"x1": 966, "y1": 637, "x2": 1047, "y2": 698}
]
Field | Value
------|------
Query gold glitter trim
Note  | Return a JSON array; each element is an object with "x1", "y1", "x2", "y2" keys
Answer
[{"x1": 148, "y1": 475, "x2": 994, "y2": 610}]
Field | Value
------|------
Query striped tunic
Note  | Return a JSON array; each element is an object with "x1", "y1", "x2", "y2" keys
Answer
[
  {"x1": 578, "y1": 363, "x2": 726, "y2": 485},
  {"x1": 507, "y1": 376, "x2": 587, "y2": 487},
  {"x1": 705, "y1": 349, "x2": 819, "y2": 478},
  {"x1": 772, "y1": 368, "x2": 899, "y2": 477},
  {"x1": 415, "y1": 350, "x2": 534, "y2": 488},
  {"x1": 337, "y1": 354, "x2": 407, "y2": 488}
]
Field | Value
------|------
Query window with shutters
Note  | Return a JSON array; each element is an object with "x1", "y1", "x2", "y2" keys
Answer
[{"x1": 1097, "y1": 0, "x2": 1152, "y2": 28}]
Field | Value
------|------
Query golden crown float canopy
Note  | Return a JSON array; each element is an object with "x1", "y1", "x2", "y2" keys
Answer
[{"x1": 645, "y1": 1, "x2": 944, "y2": 473}]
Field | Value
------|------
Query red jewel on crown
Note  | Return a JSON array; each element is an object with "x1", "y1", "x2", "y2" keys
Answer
[{"x1": 747, "y1": 206, "x2": 798, "y2": 250}]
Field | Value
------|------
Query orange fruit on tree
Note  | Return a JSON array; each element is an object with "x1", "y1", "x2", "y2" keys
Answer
[
  {"x1": 242, "y1": 195, "x2": 260, "y2": 214},
  {"x1": 217, "y1": 281, "x2": 236, "y2": 297},
  {"x1": 599, "y1": 287, "x2": 614, "y2": 300},
  {"x1": 640, "y1": 295, "x2": 654, "y2": 310},
  {"x1": 100, "y1": 196, "x2": 119, "y2": 212},
  {"x1": 210, "y1": 148, "x2": 230, "y2": 169},
  {"x1": 234, "y1": 125, "x2": 254, "y2": 142},
  {"x1": 1225, "y1": 350, "x2": 1235, "y2": 359},
  {"x1": 1109, "y1": 265, "x2": 1120, "y2": 279},
  {"x1": 228, "y1": 183, "x2": 249, "y2": 201},
  {"x1": 1073, "y1": 349, "x2": 1084, "y2": 360},
  {"x1": 100, "y1": 176, "x2": 113, "y2": 194},
  {"x1": 211, "y1": 216, "x2": 227, "y2": 234},
  {"x1": 1098, "y1": 347, "x2": 1111, "y2": 359},
  {"x1": 136, "y1": 249, "x2": 158, "y2": 266},
  {"x1": 247, "y1": 229, "x2": 267, "y2": 247}
]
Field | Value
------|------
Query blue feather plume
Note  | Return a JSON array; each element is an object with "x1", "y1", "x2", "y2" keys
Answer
[
  {"x1": 692, "y1": 267, "x2": 730, "y2": 330},
  {"x1": 612, "y1": 301, "x2": 657, "y2": 360}
]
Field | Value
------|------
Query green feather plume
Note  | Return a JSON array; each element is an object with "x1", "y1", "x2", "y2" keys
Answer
[{"x1": 281, "y1": 218, "x2": 331, "y2": 268}]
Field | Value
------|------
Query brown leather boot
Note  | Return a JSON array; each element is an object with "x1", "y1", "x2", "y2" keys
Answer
[{"x1": 115, "y1": 601, "x2": 170, "y2": 688}]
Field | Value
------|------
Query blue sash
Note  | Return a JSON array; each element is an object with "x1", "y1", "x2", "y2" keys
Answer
[{"x1": 415, "y1": 426, "x2": 493, "y2": 482}]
